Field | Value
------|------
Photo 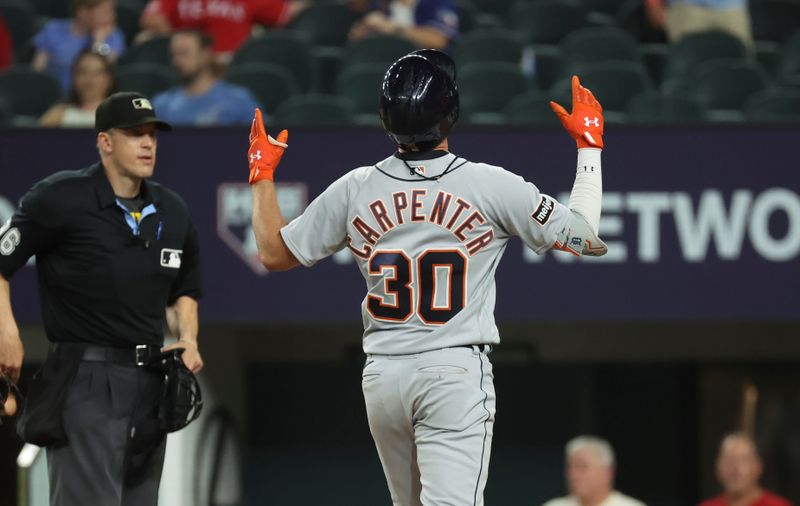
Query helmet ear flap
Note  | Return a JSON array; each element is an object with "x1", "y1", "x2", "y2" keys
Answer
[{"x1": 379, "y1": 54, "x2": 459, "y2": 152}]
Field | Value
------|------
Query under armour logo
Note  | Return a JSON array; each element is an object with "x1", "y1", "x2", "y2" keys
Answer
[
  {"x1": 584, "y1": 117, "x2": 600, "y2": 127},
  {"x1": 250, "y1": 150, "x2": 262, "y2": 163}
]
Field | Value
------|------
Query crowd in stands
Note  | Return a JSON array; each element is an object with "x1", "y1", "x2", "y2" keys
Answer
[
  {"x1": 0, "y1": 0, "x2": 798, "y2": 128},
  {"x1": 543, "y1": 433, "x2": 793, "y2": 506}
]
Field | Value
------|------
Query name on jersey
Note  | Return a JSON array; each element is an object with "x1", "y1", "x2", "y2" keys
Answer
[{"x1": 347, "y1": 190, "x2": 495, "y2": 259}]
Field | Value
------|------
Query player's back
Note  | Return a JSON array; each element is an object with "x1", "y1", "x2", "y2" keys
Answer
[{"x1": 281, "y1": 151, "x2": 569, "y2": 355}]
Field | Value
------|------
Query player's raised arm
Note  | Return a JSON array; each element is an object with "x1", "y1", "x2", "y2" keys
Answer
[
  {"x1": 248, "y1": 108, "x2": 300, "y2": 271},
  {"x1": 549, "y1": 75, "x2": 608, "y2": 256}
]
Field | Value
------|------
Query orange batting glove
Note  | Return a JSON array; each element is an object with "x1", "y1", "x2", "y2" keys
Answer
[
  {"x1": 248, "y1": 108, "x2": 288, "y2": 184},
  {"x1": 550, "y1": 75, "x2": 604, "y2": 149}
]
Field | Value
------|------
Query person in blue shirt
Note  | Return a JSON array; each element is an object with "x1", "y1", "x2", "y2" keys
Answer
[
  {"x1": 32, "y1": 0, "x2": 126, "y2": 91},
  {"x1": 349, "y1": 0, "x2": 459, "y2": 50},
  {"x1": 152, "y1": 29, "x2": 261, "y2": 127}
]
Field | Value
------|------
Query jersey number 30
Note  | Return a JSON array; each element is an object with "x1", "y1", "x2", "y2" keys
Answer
[{"x1": 367, "y1": 249, "x2": 466, "y2": 325}]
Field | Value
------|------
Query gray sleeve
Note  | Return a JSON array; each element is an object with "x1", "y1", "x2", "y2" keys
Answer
[
  {"x1": 280, "y1": 173, "x2": 351, "y2": 267},
  {"x1": 484, "y1": 168, "x2": 570, "y2": 254}
]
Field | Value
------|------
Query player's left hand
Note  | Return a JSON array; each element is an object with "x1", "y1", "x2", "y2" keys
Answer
[
  {"x1": 248, "y1": 108, "x2": 288, "y2": 184},
  {"x1": 163, "y1": 340, "x2": 204, "y2": 373},
  {"x1": 549, "y1": 75, "x2": 604, "y2": 149}
]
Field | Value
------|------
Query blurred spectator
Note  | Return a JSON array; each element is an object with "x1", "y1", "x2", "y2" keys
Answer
[
  {"x1": 40, "y1": 50, "x2": 117, "y2": 128},
  {"x1": 152, "y1": 29, "x2": 260, "y2": 126},
  {"x1": 543, "y1": 436, "x2": 647, "y2": 506},
  {"x1": 0, "y1": 15, "x2": 11, "y2": 70},
  {"x1": 644, "y1": 0, "x2": 753, "y2": 48},
  {"x1": 349, "y1": 0, "x2": 459, "y2": 50},
  {"x1": 32, "y1": 0, "x2": 127, "y2": 91},
  {"x1": 699, "y1": 433, "x2": 793, "y2": 506},
  {"x1": 139, "y1": 0, "x2": 308, "y2": 65}
]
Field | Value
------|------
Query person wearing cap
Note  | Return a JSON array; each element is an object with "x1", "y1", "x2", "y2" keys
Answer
[{"x1": 0, "y1": 91, "x2": 203, "y2": 505}]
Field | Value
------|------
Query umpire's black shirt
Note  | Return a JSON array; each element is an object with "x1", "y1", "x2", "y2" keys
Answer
[{"x1": 0, "y1": 162, "x2": 202, "y2": 347}]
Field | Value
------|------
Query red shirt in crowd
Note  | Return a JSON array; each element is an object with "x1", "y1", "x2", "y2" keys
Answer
[
  {"x1": 699, "y1": 491, "x2": 794, "y2": 506},
  {"x1": 142, "y1": 0, "x2": 289, "y2": 54},
  {"x1": 0, "y1": 16, "x2": 12, "y2": 70}
]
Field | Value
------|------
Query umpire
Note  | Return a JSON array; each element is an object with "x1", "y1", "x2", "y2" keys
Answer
[{"x1": 0, "y1": 91, "x2": 203, "y2": 505}]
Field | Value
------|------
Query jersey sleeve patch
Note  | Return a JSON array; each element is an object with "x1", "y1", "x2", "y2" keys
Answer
[{"x1": 531, "y1": 196, "x2": 555, "y2": 226}]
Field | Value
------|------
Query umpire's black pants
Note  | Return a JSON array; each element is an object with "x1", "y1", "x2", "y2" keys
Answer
[{"x1": 47, "y1": 360, "x2": 166, "y2": 506}]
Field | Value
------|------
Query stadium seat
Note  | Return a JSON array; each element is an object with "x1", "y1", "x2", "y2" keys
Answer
[
  {"x1": 226, "y1": 63, "x2": 300, "y2": 115},
  {"x1": 459, "y1": 62, "x2": 531, "y2": 121},
  {"x1": 0, "y1": 96, "x2": 11, "y2": 126},
  {"x1": 341, "y1": 34, "x2": 417, "y2": 73},
  {"x1": 473, "y1": 0, "x2": 517, "y2": 17},
  {"x1": 453, "y1": 0, "x2": 478, "y2": 33},
  {"x1": 551, "y1": 61, "x2": 654, "y2": 112},
  {"x1": 272, "y1": 94, "x2": 355, "y2": 127},
  {"x1": 686, "y1": 59, "x2": 771, "y2": 111},
  {"x1": 288, "y1": 3, "x2": 359, "y2": 47},
  {"x1": 625, "y1": 91, "x2": 705, "y2": 123},
  {"x1": 119, "y1": 37, "x2": 172, "y2": 67},
  {"x1": 509, "y1": 0, "x2": 587, "y2": 44},
  {"x1": 0, "y1": 67, "x2": 62, "y2": 119},
  {"x1": 335, "y1": 63, "x2": 385, "y2": 123},
  {"x1": 453, "y1": 29, "x2": 525, "y2": 68},
  {"x1": 776, "y1": 30, "x2": 800, "y2": 85},
  {"x1": 585, "y1": 0, "x2": 628, "y2": 15},
  {"x1": 504, "y1": 91, "x2": 561, "y2": 126},
  {"x1": 750, "y1": 0, "x2": 800, "y2": 43},
  {"x1": 116, "y1": 0, "x2": 144, "y2": 46},
  {"x1": 33, "y1": 0, "x2": 70, "y2": 18},
  {"x1": 116, "y1": 63, "x2": 177, "y2": 98},
  {"x1": 664, "y1": 31, "x2": 747, "y2": 80},
  {"x1": 560, "y1": 26, "x2": 641, "y2": 79},
  {"x1": 311, "y1": 46, "x2": 343, "y2": 94},
  {"x1": 0, "y1": 0, "x2": 35, "y2": 62},
  {"x1": 743, "y1": 89, "x2": 800, "y2": 122},
  {"x1": 232, "y1": 32, "x2": 315, "y2": 92}
]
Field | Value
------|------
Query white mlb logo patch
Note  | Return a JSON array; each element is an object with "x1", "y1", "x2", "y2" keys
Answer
[
  {"x1": 160, "y1": 248, "x2": 182, "y2": 268},
  {"x1": 132, "y1": 98, "x2": 153, "y2": 110}
]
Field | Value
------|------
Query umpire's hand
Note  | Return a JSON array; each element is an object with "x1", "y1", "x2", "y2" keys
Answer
[
  {"x1": 0, "y1": 321, "x2": 23, "y2": 383},
  {"x1": 163, "y1": 340, "x2": 203, "y2": 373}
]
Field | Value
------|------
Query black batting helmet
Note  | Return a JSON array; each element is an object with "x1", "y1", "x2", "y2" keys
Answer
[
  {"x1": 379, "y1": 54, "x2": 459, "y2": 152},
  {"x1": 408, "y1": 49, "x2": 456, "y2": 86}
]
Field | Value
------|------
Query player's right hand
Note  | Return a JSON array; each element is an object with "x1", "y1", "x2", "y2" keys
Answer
[
  {"x1": 549, "y1": 75, "x2": 604, "y2": 149},
  {"x1": 248, "y1": 108, "x2": 289, "y2": 185},
  {"x1": 0, "y1": 323, "x2": 23, "y2": 383}
]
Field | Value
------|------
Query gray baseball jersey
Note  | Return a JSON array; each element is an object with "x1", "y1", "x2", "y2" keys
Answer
[{"x1": 281, "y1": 151, "x2": 570, "y2": 355}]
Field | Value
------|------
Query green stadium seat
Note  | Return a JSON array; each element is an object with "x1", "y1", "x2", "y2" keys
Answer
[
  {"x1": 664, "y1": 30, "x2": 747, "y2": 80},
  {"x1": 335, "y1": 63, "x2": 385, "y2": 124},
  {"x1": 288, "y1": 3, "x2": 359, "y2": 47},
  {"x1": 509, "y1": 0, "x2": 587, "y2": 44},
  {"x1": 776, "y1": 30, "x2": 800, "y2": 85},
  {"x1": 689, "y1": 59, "x2": 770, "y2": 111},
  {"x1": 459, "y1": 62, "x2": 531, "y2": 121},
  {"x1": 560, "y1": 26, "x2": 641, "y2": 80},
  {"x1": 585, "y1": 0, "x2": 628, "y2": 15},
  {"x1": 743, "y1": 89, "x2": 800, "y2": 122},
  {"x1": 750, "y1": 0, "x2": 800, "y2": 43},
  {"x1": 226, "y1": 63, "x2": 300, "y2": 115},
  {"x1": 312, "y1": 46, "x2": 343, "y2": 94},
  {"x1": 0, "y1": 0, "x2": 35, "y2": 62},
  {"x1": 504, "y1": 91, "x2": 561, "y2": 126},
  {"x1": 625, "y1": 91, "x2": 705, "y2": 123},
  {"x1": 232, "y1": 32, "x2": 315, "y2": 92},
  {"x1": 0, "y1": 66, "x2": 62, "y2": 119},
  {"x1": 341, "y1": 34, "x2": 417, "y2": 73},
  {"x1": 116, "y1": 63, "x2": 177, "y2": 98},
  {"x1": 272, "y1": 94, "x2": 355, "y2": 127},
  {"x1": 453, "y1": 0, "x2": 478, "y2": 33},
  {"x1": 116, "y1": 0, "x2": 144, "y2": 46},
  {"x1": 119, "y1": 37, "x2": 172, "y2": 67},
  {"x1": 551, "y1": 61, "x2": 654, "y2": 112},
  {"x1": 453, "y1": 29, "x2": 525, "y2": 68},
  {"x1": 0, "y1": 96, "x2": 11, "y2": 126},
  {"x1": 33, "y1": 0, "x2": 70, "y2": 18},
  {"x1": 473, "y1": 0, "x2": 517, "y2": 17}
]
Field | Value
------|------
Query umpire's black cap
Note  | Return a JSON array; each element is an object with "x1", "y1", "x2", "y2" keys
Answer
[{"x1": 95, "y1": 92, "x2": 172, "y2": 132}]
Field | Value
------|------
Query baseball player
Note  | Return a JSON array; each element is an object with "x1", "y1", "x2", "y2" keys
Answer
[{"x1": 247, "y1": 51, "x2": 607, "y2": 505}]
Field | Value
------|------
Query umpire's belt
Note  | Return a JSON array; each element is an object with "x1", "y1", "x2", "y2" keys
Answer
[{"x1": 82, "y1": 345, "x2": 162, "y2": 366}]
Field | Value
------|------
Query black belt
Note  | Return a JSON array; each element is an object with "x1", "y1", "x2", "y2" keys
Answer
[
  {"x1": 458, "y1": 344, "x2": 492, "y2": 353},
  {"x1": 82, "y1": 345, "x2": 162, "y2": 366}
]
